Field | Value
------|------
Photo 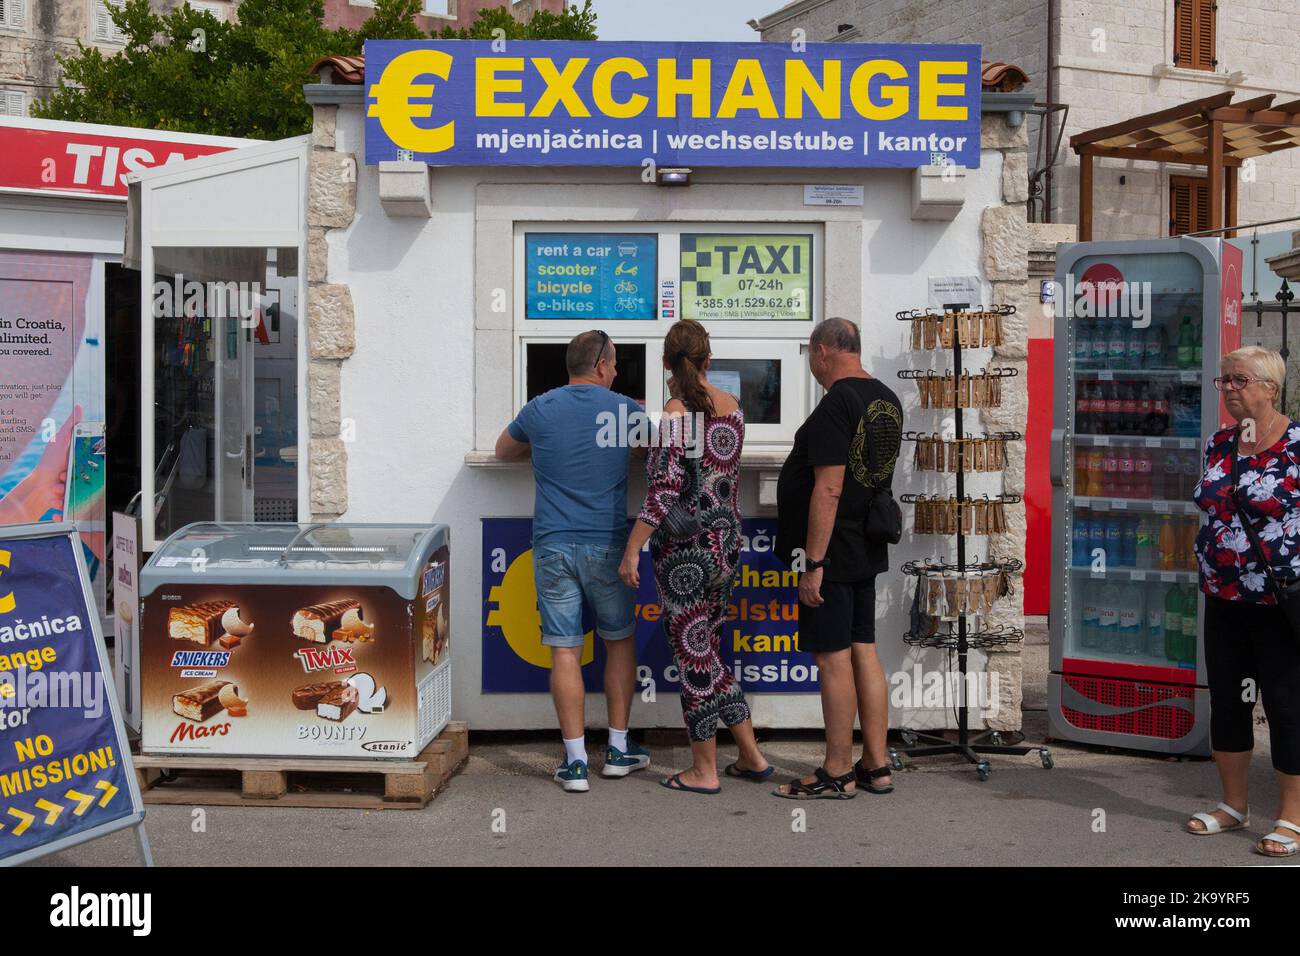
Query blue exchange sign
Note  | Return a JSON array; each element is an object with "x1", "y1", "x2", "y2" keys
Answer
[{"x1": 364, "y1": 40, "x2": 982, "y2": 169}]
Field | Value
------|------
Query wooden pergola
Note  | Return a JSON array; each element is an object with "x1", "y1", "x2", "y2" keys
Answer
[{"x1": 1071, "y1": 91, "x2": 1300, "y2": 240}]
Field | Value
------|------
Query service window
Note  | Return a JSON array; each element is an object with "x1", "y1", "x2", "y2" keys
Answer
[{"x1": 514, "y1": 222, "x2": 821, "y2": 445}]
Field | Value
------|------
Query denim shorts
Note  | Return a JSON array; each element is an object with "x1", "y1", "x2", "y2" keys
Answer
[{"x1": 533, "y1": 541, "x2": 636, "y2": 648}]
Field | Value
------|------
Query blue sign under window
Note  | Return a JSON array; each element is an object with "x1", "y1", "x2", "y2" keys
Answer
[{"x1": 525, "y1": 233, "x2": 657, "y2": 320}]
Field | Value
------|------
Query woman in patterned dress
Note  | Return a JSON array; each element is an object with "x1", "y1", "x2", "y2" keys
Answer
[
  {"x1": 619, "y1": 320, "x2": 771, "y2": 794},
  {"x1": 1184, "y1": 347, "x2": 1300, "y2": 857}
]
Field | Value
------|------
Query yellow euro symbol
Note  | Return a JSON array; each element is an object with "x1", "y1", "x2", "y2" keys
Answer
[
  {"x1": 486, "y1": 550, "x2": 593, "y2": 669},
  {"x1": 367, "y1": 49, "x2": 456, "y2": 154},
  {"x1": 0, "y1": 550, "x2": 12, "y2": 615}
]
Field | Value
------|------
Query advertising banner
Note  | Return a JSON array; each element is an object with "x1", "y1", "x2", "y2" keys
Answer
[
  {"x1": 365, "y1": 40, "x2": 982, "y2": 169},
  {"x1": 680, "y1": 233, "x2": 813, "y2": 321},
  {"x1": 139, "y1": 546, "x2": 451, "y2": 758},
  {"x1": 525, "y1": 232, "x2": 657, "y2": 320},
  {"x1": 0, "y1": 252, "x2": 105, "y2": 605},
  {"x1": 0, "y1": 117, "x2": 245, "y2": 200},
  {"x1": 0, "y1": 525, "x2": 143, "y2": 866},
  {"x1": 482, "y1": 517, "x2": 816, "y2": 694}
]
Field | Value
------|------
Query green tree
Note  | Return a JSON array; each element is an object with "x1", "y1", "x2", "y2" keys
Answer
[{"x1": 33, "y1": 0, "x2": 598, "y2": 140}]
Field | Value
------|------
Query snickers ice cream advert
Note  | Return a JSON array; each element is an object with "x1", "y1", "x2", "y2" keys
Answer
[{"x1": 140, "y1": 547, "x2": 450, "y2": 758}]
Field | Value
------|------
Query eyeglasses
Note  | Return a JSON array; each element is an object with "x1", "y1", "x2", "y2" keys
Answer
[{"x1": 1213, "y1": 373, "x2": 1272, "y2": 392}]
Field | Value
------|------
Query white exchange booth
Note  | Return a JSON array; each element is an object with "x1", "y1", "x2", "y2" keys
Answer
[{"x1": 121, "y1": 89, "x2": 1033, "y2": 732}]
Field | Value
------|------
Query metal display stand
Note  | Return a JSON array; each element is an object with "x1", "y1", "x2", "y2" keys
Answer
[{"x1": 892, "y1": 306, "x2": 1052, "y2": 781}]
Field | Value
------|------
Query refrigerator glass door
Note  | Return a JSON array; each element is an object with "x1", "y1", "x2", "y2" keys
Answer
[{"x1": 1065, "y1": 251, "x2": 1205, "y2": 672}]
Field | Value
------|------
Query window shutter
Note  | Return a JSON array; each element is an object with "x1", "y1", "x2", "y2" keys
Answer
[
  {"x1": 0, "y1": 0, "x2": 27, "y2": 30},
  {"x1": 1173, "y1": 0, "x2": 1216, "y2": 71},
  {"x1": 1169, "y1": 176, "x2": 1211, "y2": 235},
  {"x1": 0, "y1": 91, "x2": 25, "y2": 117},
  {"x1": 94, "y1": 0, "x2": 127, "y2": 44}
]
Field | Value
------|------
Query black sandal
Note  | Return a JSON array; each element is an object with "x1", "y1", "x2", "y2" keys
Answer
[
  {"x1": 854, "y1": 762, "x2": 895, "y2": 794},
  {"x1": 773, "y1": 766, "x2": 857, "y2": 800}
]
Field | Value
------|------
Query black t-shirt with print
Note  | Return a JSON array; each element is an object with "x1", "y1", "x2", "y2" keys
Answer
[{"x1": 777, "y1": 376, "x2": 903, "y2": 582}]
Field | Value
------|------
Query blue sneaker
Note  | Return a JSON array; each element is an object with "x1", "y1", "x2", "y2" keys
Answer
[
  {"x1": 602, "y1": 741, "x2": 651, "y2": 778},
  {"x1": 553, "y1": 758, "x2": 590, "y2": 792}
]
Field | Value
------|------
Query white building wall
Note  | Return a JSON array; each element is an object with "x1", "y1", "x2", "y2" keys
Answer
[{"x1": 325, "y1": 100, "x2": 1016, "y2": 731}]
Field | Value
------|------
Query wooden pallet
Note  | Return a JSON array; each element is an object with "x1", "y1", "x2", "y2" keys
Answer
[{"x1": 134, "y1": 721, "x2": 468, "y2": 810}]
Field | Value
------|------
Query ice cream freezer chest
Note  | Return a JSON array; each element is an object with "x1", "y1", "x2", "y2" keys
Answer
[{"x1": 139, "y1": 523, "x2": 451, "y2": 759}]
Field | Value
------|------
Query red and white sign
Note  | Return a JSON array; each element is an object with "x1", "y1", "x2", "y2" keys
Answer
[{"x1": 0, "y1": 117, "x2": 251, "y2": 200}]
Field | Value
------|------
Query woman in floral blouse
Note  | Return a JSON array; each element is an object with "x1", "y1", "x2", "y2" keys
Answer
[{"x1": 1186, "y1": 346, "x2": 1300, "y2": 857}]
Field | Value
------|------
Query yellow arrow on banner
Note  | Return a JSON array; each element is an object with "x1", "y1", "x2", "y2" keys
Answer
[
  {"x1": 34, "y1": 799, "x2": 63, "y2": 825},
  {"x1": 94, "y1": 780, "x2": 118, "y2": 807},
  {"x1": 65, "y1": 790, "x2": 94, "y2": 816},
  {"x1": 0, "y1": 549, "x2": 13, "y2": 615},
  {"x1": 6, "y1": 807, "x2": 34, "y2": 835}
]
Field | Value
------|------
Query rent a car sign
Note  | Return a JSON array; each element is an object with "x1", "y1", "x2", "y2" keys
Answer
[{"x1": 364, "y1": 40, "x2": 981, "y2": 168}]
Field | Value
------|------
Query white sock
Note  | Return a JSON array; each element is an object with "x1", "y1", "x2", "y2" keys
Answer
[
  {"x1": 608, "y1": 727, "x2": 629, "y2": 752},
  {"x1": 563, "y1": 736, "x2": 587, "y2": 765}
]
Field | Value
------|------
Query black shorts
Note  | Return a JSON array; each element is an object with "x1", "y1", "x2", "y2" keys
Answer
[{"x1": 799, "y1": 576, "x2": 877, "y2": 653}]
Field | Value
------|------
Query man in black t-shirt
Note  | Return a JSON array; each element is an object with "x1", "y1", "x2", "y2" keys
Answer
[{"x1": 774, "y1": 318, "x2": 902, "y2": 799}]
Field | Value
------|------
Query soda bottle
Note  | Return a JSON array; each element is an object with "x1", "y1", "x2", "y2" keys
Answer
[
  {"x1": 1103, "y1": 448, "x2": 1121, "y2": 496},
  {"x1": 1087, "y1": 449, "x2": 1105, "y2": 497},
  {"x1": 1136, "y1": 384, "x2": 1153, "y2": 438},
  {"x1": 1105, "y1": 516, "x2": 1123, "y2": 567},
  {"x1": 1149, "y1": 385, "x2": 1171, "y2": 436},
  {"x1": 1162, "y1": 451, "x2": 1182, "y2": 499},
  {"x1": 1143, "y1": 322, "x2": 1165, "y2": 368},
  {"x1": 1120, "y1": 383, "x2": 1138, "y2": 435},
  {"x1": 1135, "y1": 448, "x2": 1153, "y2": 499},
  {"x1": 1181, "y1": 448, "x2": 1201, "y2": 500},
  {"x1": 1180, "y1": 586, "x2": 1199, "y2": 663},
  {"x1": 1075, "y1": 384, "x2": 1091, "y2": 435},
  {"x1": 1135, "y1": 516, "x2": 1156, "y2": 569},
  {"x1": 1074, "y1": 451, "x2": 1088, "y2": 494},
  {"x1": 1183, "y1": 516, "x2": 1201, "y2": 570},
  {"x1": 1158, "y1": 515, "x2": 1177, "y2": 570},
  {"x1": 1177, "y1": 316, "x2": 1195, "y2": 369},
  {"x1": 1193, "y1": 320, "x2": 1203, "y2": 367},
  {"x1": 1145, "y1": 582, "x2": 1166, "y2": 658},
  {"x1": 1098, "y1": 582, "x2": 1120, "y2": 654},
  {"x1": 1164, "y1": 585, "x2": 1183, "y2": 662},
  {"x1": 1117, "y1": 446, "x2": 1135, "y2": 498},
  {"x1": 1120, "y1": 517, "x2": 1137, "y2": 567},
  {"x1": 1081, "y1": 581, "x2": 1100, "y2": 649},
  {"x1": 1073, "y1": 515, "x2": 1090, "y2": 566},
  {"x1": 1089, "y1": 514, "x2": 1108, "y2": 566}
]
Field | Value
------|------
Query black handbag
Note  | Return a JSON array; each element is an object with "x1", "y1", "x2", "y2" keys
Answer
[{"x1": 1230, "y1": 431, "x2": 1300, "y2": 642}]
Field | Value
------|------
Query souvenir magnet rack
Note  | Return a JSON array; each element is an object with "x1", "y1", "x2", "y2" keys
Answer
[{"x1": 894, "y1": 306, "x2": 1052, "y2": 780}]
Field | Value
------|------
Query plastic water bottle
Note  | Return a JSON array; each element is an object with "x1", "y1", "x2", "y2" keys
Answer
[
  {"x1": 1105, "y1": 517, "x2": 1123, "y2": 567},
  {"x1": 1081, "y1": 581, "x2": 1100, "y2": 650},
  {"x1": 1117, "y1": 584, "x2": 1144, "y2": 656},
  {"x1": 1091, "y1": 320, "x2": 1110, "y2": 367},
  {"x1": 1098, "y1": 582, "x2": 1120, "y2": 654},
  {"x1": 1075, "y1": 320, "x2": 1093, "y2": 366},
  {"x1": 1089, "y1": 518, "x2": 1107, "y2": 568},
  {"x1": 1126, "y1": 325, "x2": 1145, "y2": 370},
  {"x1": 1145, "y1": 582, "x2": 1166, "y2": 658},
  {"x1": 1164, "y1": 585, "x2": 1183, "y2": 663},
  {"x1": 1143, "y1": 323, "x2": 1165, "y2": 368},
  {"x1": 1177, "y1": 316, "x2": 1196, "y2": 369}
]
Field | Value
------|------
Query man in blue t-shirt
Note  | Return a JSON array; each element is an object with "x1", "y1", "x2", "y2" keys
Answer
[{"x1": 495, "y1": 330, "x2": 650, "y2": 792}]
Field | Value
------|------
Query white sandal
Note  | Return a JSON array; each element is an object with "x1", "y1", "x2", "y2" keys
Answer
[
  {"x1": 1185, "y1": 802, "x2": 1250, "y2": 835},
  {"x1": 1253, "y1": 819, "x2": 1300, "y2": 857}
]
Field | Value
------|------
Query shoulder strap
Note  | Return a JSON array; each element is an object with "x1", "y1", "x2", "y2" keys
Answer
[{"x1": 1230, "y1": 430, "x2": 1284, "y2": 595}]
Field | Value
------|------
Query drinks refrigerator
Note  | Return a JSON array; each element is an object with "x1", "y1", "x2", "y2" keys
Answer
[{"x1": 1049, "y1": 236, "x2": 1243, "y2": 756}]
